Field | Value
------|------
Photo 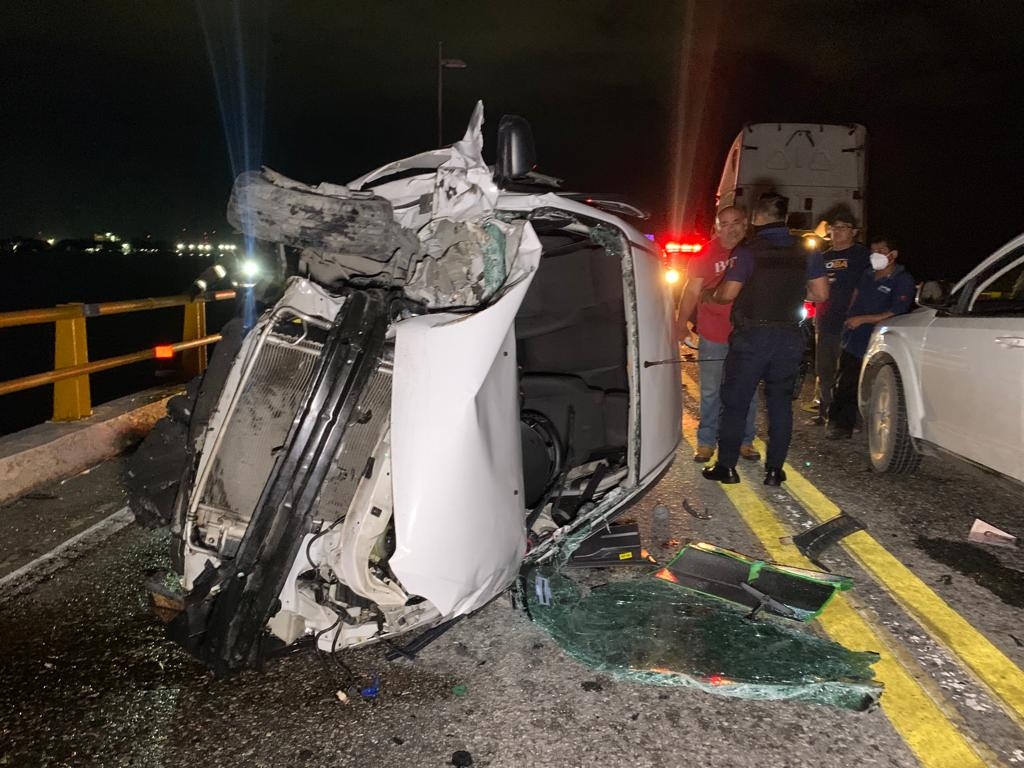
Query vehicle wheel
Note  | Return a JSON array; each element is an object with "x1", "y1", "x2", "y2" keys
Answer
[{"x1": 867, "y1": 363, "x2": 920, "y2": 474}]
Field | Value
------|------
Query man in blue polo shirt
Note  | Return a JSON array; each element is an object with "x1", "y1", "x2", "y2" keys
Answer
[
  {"x1": 826, "y1": 235, "x2": 915, "y2": 439},
  {"x1": 810, "y1": 208, "x2": 871, "y2": 425}
]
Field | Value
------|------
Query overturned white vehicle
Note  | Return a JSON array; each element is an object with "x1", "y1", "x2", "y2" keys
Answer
[{"x1": 130, "y1": 106, "x2": 680, "y2": 675}]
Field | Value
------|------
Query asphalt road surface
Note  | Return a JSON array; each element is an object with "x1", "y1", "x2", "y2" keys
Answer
[{"x1": 1, "y1": 368, "x2": 1021, "y2": 768}]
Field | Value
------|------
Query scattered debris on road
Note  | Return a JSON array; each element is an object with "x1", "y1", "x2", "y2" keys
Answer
[
  {"x1": 566, "y1": 523, "x2": 647, "y2": 567},
  {"x1": 783, "y1": 513, "x2": 865, "y2": 569},
  {"x1": 528, "y1": 568, "x2": 881, "y2": 710},
  {"x1": 968, "y1": 518, "x2": 1018, "y2": 549},
  {"x1": 656, "y1": 542, "x2": 852, "y2": 621},
  {"x1": 682, "y1": 497, "x2": 711, "y2": 520}
]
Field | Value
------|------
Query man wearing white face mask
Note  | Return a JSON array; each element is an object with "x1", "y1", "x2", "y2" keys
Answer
[{"x1": 825, "y1": 235, "x2": 916, "y2": 439}]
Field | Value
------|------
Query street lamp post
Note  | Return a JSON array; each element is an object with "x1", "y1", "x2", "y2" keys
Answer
[{"x1": 436, "y1": 41, "x2": 467, "y2": 147}]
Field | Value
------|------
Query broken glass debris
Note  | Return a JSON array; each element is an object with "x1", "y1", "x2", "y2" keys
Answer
[{"x1": 528, "y1": 570, "x2": 881, "y2": 710}]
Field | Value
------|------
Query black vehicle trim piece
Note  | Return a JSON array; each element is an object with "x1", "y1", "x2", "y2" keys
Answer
[{"x1": 169, "y1": 289, "x2": 391, "y2": 676}]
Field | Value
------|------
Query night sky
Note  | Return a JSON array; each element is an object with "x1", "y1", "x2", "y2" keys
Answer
[{"x1": 2, "y1": 0, "x2": 1022, "y2": 280}]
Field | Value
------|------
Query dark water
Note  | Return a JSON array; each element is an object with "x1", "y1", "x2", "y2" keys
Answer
[
  {"x1": 0, "y1": 249, "x2": 236, "y2": 436},
  {"x1": 916, "y1": 536, "x2": 1024, "y2": 608}
]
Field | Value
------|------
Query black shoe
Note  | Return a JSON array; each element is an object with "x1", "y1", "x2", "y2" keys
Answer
[
  {"x1": 825, "y1": 425, "x2": 852, "y2": 440},
  {"x1": 702, "y1": 463, "x2": 740, "y2": 484},
  {"x1": 764, "y1": 467, "x2": 787, "y2": 486}
]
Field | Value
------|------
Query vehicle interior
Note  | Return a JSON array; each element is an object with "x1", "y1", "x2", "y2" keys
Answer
[{"x1": 514, "y1": 223, "x2": 630, "y2": 519}]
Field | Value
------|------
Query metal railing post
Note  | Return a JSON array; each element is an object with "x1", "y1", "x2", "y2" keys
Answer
[
  {"x1": 52, "y1": 303, "x2": 91, "y2": 421},
  {"x1": 181, "y1": 299, "x2": 208, "y2": 379}
]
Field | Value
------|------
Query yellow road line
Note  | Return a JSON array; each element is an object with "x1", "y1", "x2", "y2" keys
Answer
[
  {"x1": 756, "y1": 437, "x2": 1024, "y2": 729},
  {"x1": 677, "y1": 408, "x2": 987, "y2": 767},
  {"x1": 681, "y1": 369, "x2": 1024, "y2": 730}
]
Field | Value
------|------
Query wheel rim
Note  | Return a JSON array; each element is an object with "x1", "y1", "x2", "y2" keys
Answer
[{"x1": 869, "y1": 369, "x2": 895, "y2": 465}]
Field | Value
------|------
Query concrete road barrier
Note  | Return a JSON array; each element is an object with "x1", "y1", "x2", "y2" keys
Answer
[{"x1": 0, "y1": 386, "x2": 178, "y2": 507}]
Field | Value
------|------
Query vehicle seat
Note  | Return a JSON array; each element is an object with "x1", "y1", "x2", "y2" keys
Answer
[{"x1": 520, "y1": 374, "x2": 627, "y2": 462}]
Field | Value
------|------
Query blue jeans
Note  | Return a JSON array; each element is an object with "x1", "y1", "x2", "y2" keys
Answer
[
  {"x1": 698, "y1": 336, "x2": 757, "y2": 448},
  {"x1": 718, "y1": 327, "x2": 804, "y2": 469}
]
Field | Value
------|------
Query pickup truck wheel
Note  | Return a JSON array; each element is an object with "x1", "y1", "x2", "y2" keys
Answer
[{"x1": 867, "y1": 363, "x2": 920, "y2": 474}]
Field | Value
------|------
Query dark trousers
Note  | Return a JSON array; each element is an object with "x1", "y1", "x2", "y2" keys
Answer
[
  {"x1": 827, "y1": 350, "x2": 863, "y2": 431},
  {"x1": 718, "y1": 327, "x2": 805, "y2": 469},
  {"x1": 815, "y1": 328, "x2": 842, "y2": 418}
]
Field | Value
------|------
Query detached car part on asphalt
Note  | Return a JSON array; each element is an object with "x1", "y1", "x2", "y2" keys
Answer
[{"x1": 127, "y1": 103, "x2": 681, "y2": 675}]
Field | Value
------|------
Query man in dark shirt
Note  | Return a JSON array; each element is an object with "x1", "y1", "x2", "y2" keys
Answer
[
  {"x1": 701, "y1": 195, "x2": 829, "y2": 486},
  {"x1": 826, "y1": 236, "x2": 916, "y2": 439},
  {"x1": 810, "y1": 209, "x2": 870, "y2": 425}
]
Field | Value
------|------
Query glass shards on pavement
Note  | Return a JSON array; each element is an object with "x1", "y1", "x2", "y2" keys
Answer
[{"x1": 527, "y1": 569, "x2": 881, "y2": 710}]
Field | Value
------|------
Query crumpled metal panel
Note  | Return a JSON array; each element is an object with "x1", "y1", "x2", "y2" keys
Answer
[
  {"x1": 226, "y1": 167, "x2": 421, "y2": 264},
  {"x1": 404, "y1": 218, "x2": 524, "y2": 309},
  {"x1": 348, "y1": 101, "x2": 498, "y2": 232},
  {"x1": 388, "y1": 225, "x2": 543, "y2": 616}
]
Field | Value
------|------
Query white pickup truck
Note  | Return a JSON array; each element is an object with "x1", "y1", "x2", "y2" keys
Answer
[{"x1": 859, "y1": 233, "x2": 1024, "y2": 483}]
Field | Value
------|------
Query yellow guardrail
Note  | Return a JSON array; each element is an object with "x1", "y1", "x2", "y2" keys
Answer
[{"x1": 0, "y1": 290, "x2": 235, "y2": 421}]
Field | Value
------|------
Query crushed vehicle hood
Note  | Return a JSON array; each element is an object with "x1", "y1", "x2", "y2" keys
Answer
[{"x1": 228, "y1": 101, "x2": 534, "y2": 311}]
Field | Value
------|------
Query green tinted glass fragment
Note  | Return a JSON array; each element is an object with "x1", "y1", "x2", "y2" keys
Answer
[{"x1": 528, "y1": 570, "x2": 880, "y2": 710}]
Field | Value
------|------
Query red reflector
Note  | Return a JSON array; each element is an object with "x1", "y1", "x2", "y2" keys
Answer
[
  {"x1": 664, "y1": 241, "x2": 703, "y2": 254},
  {"x1": 154, "y1": 345, "x2": 175, "y2": 359},
  {"x1": 803, "y1": 301, "x2": 816, "y2": 319}
]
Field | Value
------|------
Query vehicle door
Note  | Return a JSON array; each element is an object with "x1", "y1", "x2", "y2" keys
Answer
[
  {"x1": 631, "y1": 238, "x2": 683, "y2": 479},
  {"x1": 919, "y1": 245, "x2": 1024, "y2": 480}
]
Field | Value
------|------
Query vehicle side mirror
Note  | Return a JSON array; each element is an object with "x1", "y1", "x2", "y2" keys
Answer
[
  {"x1": 494, "y1": 115, "x2": 536, "y2": 188},
  {"x1": 917, "y1": 279, "x2": 954, "y2": 310}
]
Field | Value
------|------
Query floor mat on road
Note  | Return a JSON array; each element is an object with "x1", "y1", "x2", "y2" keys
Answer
[
  {"x1": 527, "y1": 569, "x2": 880, "y2": 710},
  {"x1": 658, "y1": 542, "x2": 853, "y2": 621},
  {"x1": 564, "y1": 523, "x2": 656, "y2": 568}
]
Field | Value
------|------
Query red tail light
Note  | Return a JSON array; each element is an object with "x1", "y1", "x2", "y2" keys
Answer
[
  {"x1": 664, "y1": 241, "x2": 703, "y2": 255},
  {"x1": 803, "y1": 301, "x2": 816, "y2": 319}
]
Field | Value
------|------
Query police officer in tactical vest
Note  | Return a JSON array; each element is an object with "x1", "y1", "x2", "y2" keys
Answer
[{"x1": 701, "y1": 194, "x2": 829, "y2": 486}]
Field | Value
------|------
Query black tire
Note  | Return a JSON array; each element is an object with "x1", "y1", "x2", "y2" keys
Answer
[
  {"x1": 126, "y1": 319, "x2": 244, "y2": 528},
  {"x1": 866, "y1": 362, "x2": 920, "y2": 474}
]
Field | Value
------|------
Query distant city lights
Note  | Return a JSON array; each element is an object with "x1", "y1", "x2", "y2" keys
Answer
[
  {"x1": 175, "y1": 242, "x2": 238, "y2": 254},
  {"x1": 0, "y1": 231, "x2": 241, "y2": 256}
]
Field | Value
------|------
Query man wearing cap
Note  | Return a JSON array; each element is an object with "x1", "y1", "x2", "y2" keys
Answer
[
  {"x1": 676, "y1": 205, "x2": 760, "y2": 463},
  {"x1": 826, "y1": 235, "x2": 915, "y2": 439},
  {"x1": 810, "y1": 208, "x2": 871, "y2": 425}
]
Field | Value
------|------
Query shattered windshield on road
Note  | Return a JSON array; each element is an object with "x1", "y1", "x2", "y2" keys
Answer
[{"x1": 525, "y1": 565, "x2": 881, "y2": 710}]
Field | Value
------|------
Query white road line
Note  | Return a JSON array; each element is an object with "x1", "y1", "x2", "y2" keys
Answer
[{"x1": 0, "y1": 505, "x2": 134, "y2": 592}]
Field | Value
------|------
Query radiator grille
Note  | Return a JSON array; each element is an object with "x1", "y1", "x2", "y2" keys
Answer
[
  {"x1": 316, "y1": 362, "x2": 393, "y2": 521},
  {"x1": 201, "y1": 334, "x2": 322, "y2": 522}
]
